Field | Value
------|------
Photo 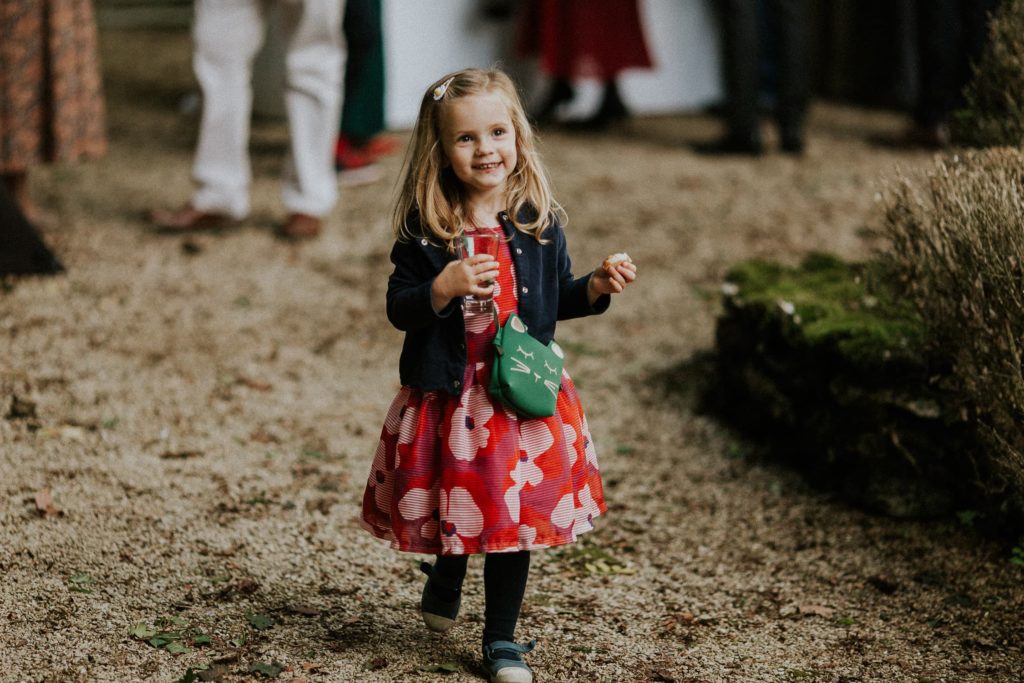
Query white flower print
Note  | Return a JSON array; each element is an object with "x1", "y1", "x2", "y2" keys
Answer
[
  {"x1": 575, "y1": 483, "x2": 601, "y2": 531},
  {"x1": 551, "y1": 492, "x2": 576, "y2": 530},
  {"x1": 397, "y1": 404, "x2": 419, "y2": 446},
  {"x1": 397, "y1": 484, "x2": 441, "y2": 540},
  {"x1": 581, "y1": 414, "x2": 599, "y2": 468},
  {"x1": 448, "y1": 385, "x2": 493, "y2": 461},
  {"x1": 398, "y1": 485, "x2": 434, "y2": 519},
  {"x1": 504, "y1": 420, "x2": 553, "y2": 522},
  {"x1": 440, "y1": 486, "x2": 484, "y2": 553},
  {"x1": 518, "y1": 524, "x2": 538, "y2": 548},
  {"x1": 521, "y1": 420, "x2": 555, "y2": 459},
  {"x1": 561, "y1": 423, "x2": 579, "y2": 465}
]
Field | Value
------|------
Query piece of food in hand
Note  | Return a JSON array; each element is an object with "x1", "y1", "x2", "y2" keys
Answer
[{"x1": 602, "y1": 252, "x2": 631, "y2": 271}]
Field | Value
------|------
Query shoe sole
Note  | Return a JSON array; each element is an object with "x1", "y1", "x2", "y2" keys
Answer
[
  {"x1": 422, "y1": 612, "x2": 456, "y2": 633},
  {"x1": 491, "y1": 667, "x2": 532, "y2": 683}
]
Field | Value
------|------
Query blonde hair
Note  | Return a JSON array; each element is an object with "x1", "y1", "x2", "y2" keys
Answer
[{"x1": 393, "y1": 68, "x2": 564, "y2": 250}]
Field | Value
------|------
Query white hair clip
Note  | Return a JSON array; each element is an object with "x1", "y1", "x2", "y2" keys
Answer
[{"x1": 433, "y1": 76, "x2": 456, "y2": 101}]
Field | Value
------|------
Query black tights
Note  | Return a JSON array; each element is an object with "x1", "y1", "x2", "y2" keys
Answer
[{"x1": 434, "y1": 551, "x2": 531, "y2": 645}]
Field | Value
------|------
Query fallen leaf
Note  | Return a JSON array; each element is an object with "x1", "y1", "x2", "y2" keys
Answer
[
  {"x1": 249, "y1": 661, "x2": 283, "y2": 678},
  {"x1": 198, "y1": 664, "x2": 229, "y2": 682},
  {"x1": 34, "y1": 488, "x2": 60, "y2": 517},
  {"x1": 37, "y1": 425, "x2": 88, "y2": 442},
  {"x1": 286, "y1": 604, "x2": 321, "y2": 617},
  {"x1": 305, "y1": 497, "x2": 338, "y2": 515},
  {"x1": 366, "y1": 657, "x2": 388, "y2": 671},
  {"x1": 130, "y1": 622, "x2": 157, "y2": 639},
  {"x1": 160, "y1": 450, "x2": 204, "y2": 460},
  {"x1": 249, "y1": 428, "x2": 280, "y2": 444},
  {"x1": 6, "y1": 395, "x2": 36, "y2": 419},
  {"x1": 171, "y1": 669, "x2": 201, "y2": 683},
  {"x1": 246, "y1": 612, "x2": 275, "y2": 630},
  {"x1": 236, "y1": 376, "x2": 273, "y2": 392},
  {"x1": 68, "y1": 573, "x2": 95, "y2": 593},
  {"x1": 798, "y1": 604, "x2": 835, "y2": 618}
]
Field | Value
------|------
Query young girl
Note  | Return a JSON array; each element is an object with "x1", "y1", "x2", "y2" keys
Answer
[{"x1": 359, "y1": 68, "x2": 636, "y2": 683}]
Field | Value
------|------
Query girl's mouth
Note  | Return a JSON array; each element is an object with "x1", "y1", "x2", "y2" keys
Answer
[{"x1": 475, "y1": 162, "x2": 501, "y2": 171}]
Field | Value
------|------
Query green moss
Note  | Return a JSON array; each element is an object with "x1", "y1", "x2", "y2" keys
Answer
[{"x1": 724, "y1": 253, "x2": 926, "y2": 369}]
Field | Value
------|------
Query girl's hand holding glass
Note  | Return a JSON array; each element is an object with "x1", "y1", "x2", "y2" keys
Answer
[
  {"x1": 431, "y1": 253, "x2": 500, "y2": 313},
  {"x1": 458, "y1": 233, "x2": 501, "y2": 313}
]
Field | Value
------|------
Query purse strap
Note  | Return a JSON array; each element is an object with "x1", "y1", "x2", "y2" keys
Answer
[{"x1": 491, "y1": 307, "x2": 504, "y2": 355}]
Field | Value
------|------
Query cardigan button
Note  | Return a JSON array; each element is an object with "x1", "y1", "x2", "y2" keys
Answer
[
  {"x1": 515, "y1": 248, "x2": 523, "y2": 255},
  {"x1": 453, "y1": 379, "x2": 461, "y2": 389},
  {"x1": 420, "y1": 238, "x2": 428, "y2": 246},
  {"x1": 521, "y1": 286, "x2": 528, "y2": 294}
]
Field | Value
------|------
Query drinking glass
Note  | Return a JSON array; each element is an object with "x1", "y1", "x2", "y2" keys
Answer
[{"x1": 459, "y1": 232, "x2": 500, "y2": 314}]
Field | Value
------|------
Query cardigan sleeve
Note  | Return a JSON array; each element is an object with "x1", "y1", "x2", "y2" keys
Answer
[
  {"x1": 386, "y1": 237, "x2": 458, "y2": 331},
  {"x1": 553, "y1": 221, "x2": 611, "y2": 320}
]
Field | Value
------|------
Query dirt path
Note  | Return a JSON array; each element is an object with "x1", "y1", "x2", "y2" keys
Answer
[{"x1": 2, "y1": 30, "x2": 1021, "y2": 683}]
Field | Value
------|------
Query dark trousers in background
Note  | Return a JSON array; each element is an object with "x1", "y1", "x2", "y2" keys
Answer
[
  {"x1": 913, "y1": 0, "x2": 1000, "y2": 127},
  {"x1": 719, "y1": 0, "x2": 810, "y2": 140},
  {"x1": 340, "y1": 0, "x2": 384, "y2": 145}
]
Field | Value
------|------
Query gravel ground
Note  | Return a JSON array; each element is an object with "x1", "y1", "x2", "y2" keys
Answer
[{"x1": 2, "y1": 29, "x2": 1022, "y2": 683}]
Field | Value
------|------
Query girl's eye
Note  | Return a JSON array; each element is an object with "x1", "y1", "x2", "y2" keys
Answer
[
  {"x1": 458, "y1": 134, "x2": 473, "y2": 143},
  {"x1": 493, "y1": 128, "x2": 506, "y2": 137}
]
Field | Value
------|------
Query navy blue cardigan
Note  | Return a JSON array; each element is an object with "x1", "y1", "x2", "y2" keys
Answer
[{"x1": 386, "y1": 209, "x2": 610, "y2": 395}]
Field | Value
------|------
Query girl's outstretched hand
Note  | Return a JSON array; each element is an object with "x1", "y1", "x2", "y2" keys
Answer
[
  {"x1": 588, "y1": 253, "x2": 637, "y2": 305},
  {"x1": 431, "y1": 254, "x2": 500, "y2": 312}
]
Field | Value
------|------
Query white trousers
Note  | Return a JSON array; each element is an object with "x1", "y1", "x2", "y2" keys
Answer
[{"x1": 191, "y1": 0, "x2": 344, "y2": 219}]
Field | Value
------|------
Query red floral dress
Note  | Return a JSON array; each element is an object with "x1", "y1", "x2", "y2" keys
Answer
[{"x1": 361, "y1": 227, "x2": 607, "y2": 555}]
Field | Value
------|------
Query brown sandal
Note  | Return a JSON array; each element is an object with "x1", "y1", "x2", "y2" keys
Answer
[
  {"x1": 148, "y1": 205, "x2": 235, "y2": 232},
  {"x1": 277, "y1": 213, "x2": 322, "y2": 240}
]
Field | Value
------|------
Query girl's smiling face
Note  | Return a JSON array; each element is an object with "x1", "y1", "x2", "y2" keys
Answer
[{"x1": 440, "y1": 91, "x2": 518, "y2": 207}]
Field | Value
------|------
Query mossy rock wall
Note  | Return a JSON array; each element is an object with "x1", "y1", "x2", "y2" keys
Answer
[{"x1": 710, "y1": 254, "x2": 980, "y2": 518}]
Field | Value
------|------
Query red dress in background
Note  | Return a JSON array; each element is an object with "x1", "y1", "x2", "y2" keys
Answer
[{"x1": 518, "y1": 0, "x2": 654, "y2": 80}]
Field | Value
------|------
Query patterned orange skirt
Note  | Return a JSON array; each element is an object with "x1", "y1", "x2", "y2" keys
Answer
[{"x1": 1, "y1": 0, "x2": 107, "y2": 172}]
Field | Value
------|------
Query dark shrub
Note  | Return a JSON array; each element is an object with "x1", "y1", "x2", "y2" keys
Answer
[
  {"x1": 954, "y1": 0, "x2": 1024, "y2": 147},
  {"x1": 881, "y1": 148, "x2": 1024, "y2": 507}
]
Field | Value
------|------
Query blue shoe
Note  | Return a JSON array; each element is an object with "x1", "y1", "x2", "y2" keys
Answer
[
  {"x1": 419, "y1": 561, "x2": 462, "y2": 632},
  {"x1": 482, "y1": 640, "x2": 535, "y2": 683}
]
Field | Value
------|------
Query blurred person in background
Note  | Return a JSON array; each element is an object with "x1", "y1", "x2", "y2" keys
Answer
[
  {"x1": 149, "y1": 0, "x2": 344, "y2": 240},
  {"x1": 888, "y1": 0, "x2": 1001, "y2": 148},
  {"x1": 518, "y1": 0, "x2": 654, "y2": 129},
  {"x1": 0, "y1": 0, "x2": 107, "y2": 228},
  {"x1": 697, "y1": 0, "x2": 810, "y2": 156},
  {"x1": 333, "y1": 0, "x2": 398, "y2": 187}
]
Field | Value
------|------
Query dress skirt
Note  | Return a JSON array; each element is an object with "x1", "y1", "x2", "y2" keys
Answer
[
  {"x1": 0, "y1": 0, "x2": 107, "y2": 173},
  {"x1": 360, "y1": 228, "x2": 607, "y2": 555}
]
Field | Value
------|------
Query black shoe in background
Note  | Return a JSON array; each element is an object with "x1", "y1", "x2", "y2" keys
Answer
[
  {"x1": 780, "y1": 127, "x2": 806, "y2": 155},
  {"x1": 693, "y1": 129, "x2": 764, "y2": 156}
]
